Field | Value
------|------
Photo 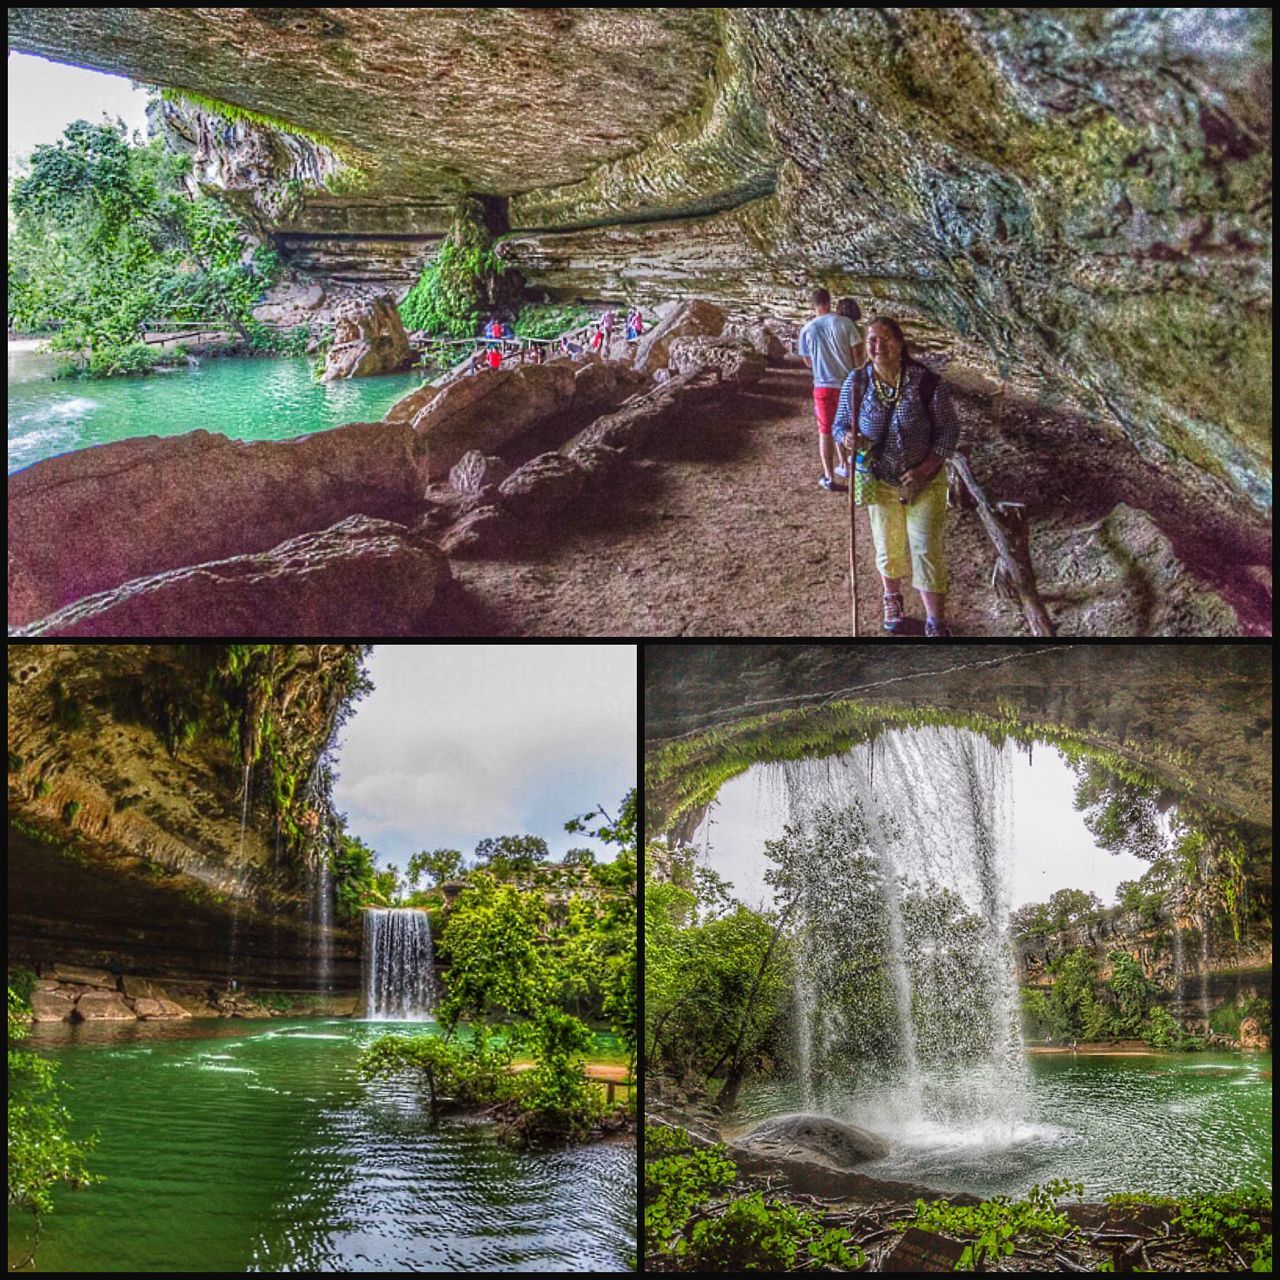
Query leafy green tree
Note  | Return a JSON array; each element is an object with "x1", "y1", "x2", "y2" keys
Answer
[
  {"x1": 1106, "y1": 951, "x2": 1152, "y2": 1035},
  {"x1": 9, "y1": 117, "x2": 278, "y2": 371},
  {"x1": 330, "y1": 831, "x2": 380, "y2": 921},
  {"x1": 436, "y1": 872, "x2": 549, "y2": 1032},
  {"x1": 562, "y1": 847, "x2": 596, "y2": 867},
  {"x1": 1047, "y1": 888, "x2": 1104, "y2": 930},
  {"x1": 472, "y1": 834, "x2": 550, "y2": 879},
  {"x1": 8, "y1": 984, "x2": 98, "y2": 1215},
  {"x1": 1011, "y1": 902, "x2": 1053, "y2": 938},
  {"x1": 1070, "y1": 760, "x2": 1170, "y2": 861},
  {"x1": 406, "y1": 847, "x2": 464, "y2": 888}
]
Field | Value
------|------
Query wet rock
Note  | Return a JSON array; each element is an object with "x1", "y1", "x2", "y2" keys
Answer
[
  {"x1": 321, "y1": 294, "x2": 413, "y2": 380},
  {"x1": 668, "y1": 335, "x2": 766, "y2": 388},
  {"x1": 75, "y1": 990, "x2": 138, "y2": 1020},
  {"x1": 51, "y1": 964, "x2": 116, "y2": 988},
  {"x1": 29, "y1": 990, "x2": 77, "y2": 1022},
  {"x1": 403, "y1": 364, "x2": 577, "y2": 480},
  {"x1": 8, "y1": 422, "x2": 429, "y2": 627},
  {"x1": 632, "y1": 299, "x2": 727, "y2": 375},
  {"x1": 449, "y1": 451, "x2": 512, "y2": 494},
  {"x1": 17, "y1": 516, "x2": 451, "y2": 638},
  {"x1": 498, "y1": 452, "x2": 586, "y2": 519},
  {"x1": 727, "y1": 1113, "x2": 890, "y2": 1194}
]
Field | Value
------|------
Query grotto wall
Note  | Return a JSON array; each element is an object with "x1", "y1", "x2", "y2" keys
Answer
[
  {"x1": 643, "y1": 643, "x2": 1272, "y2": 834},
  {"x1": 7, "y1": 6, "x2": 1270, "y2": 512},
  {"x1": 7, "y1": 645, "x2": 368, "y2": 991}
]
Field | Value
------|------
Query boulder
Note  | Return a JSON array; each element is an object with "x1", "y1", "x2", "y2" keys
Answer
[
  {"x1": 437, "y1": 505, "x2": 514, "y2": 557},
  {"x1": 75, "y1": 990, "x2": 138, "y2": 1020},
  {"x1": 321, "y1": 294, "x2": 414, "y2": 380},
  {"x1": 668, "y1": 335, "x2": 766, "y2": 388},
  {"x1": 17, "y1": 516, "x2": 451, "y2": 638},
  {"x1": 1045, "y1": 504, "x2": 1242, "y2": 636},
  {"x1": 567, "y1": 441, "x2": 626, "y2": 480},
  {"x1": 1238, "y1": 1017, "x2": 1270, "y2": 1051},
  {"x1": 119, "y1": 975, "x2": 160, "y2": 1000},
  {"x1": 51, "y1": 964, "x2": 116, "y2": 988},
  {"x1": 725, "y1": 319, "x2": 788, "y2": 363},
  {"x1": 9, "y1": 422, "x2": 430, "y2": 627},
  {"x1": 404, "y1": 364, "x2": 577, "y2": 480},
  {"x1": 632, "y1": 299, "x2": 727, "y2": 375},
  {"x1": 572, "y1": 358, "x2": 619, "y2": 409},
  {"x1": 129, "y1": 997, "x2": 164, "y2": 1018},
  {"x1": 29, "y1": 990, "x2": 77, "y2": 1022},
  {"x1": 727, "y1": 1114, "x2": 890, "y2": 1194},
  {"x1": 449, "y1": 451, "x2": 513, "y2": 494},
  {"x1": 498, "y1": 452, "x2": 586, "y2": 519}
]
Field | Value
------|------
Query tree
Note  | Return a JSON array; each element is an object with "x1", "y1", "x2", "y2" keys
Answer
[
  {"x1": 1105, "y1": 951, "x2": 1152, "y2": 1036},
  {"x1": 1047, "y1": 888, "x2": 1103, "y2": 930},
  {"x1": 1011, "y1": 902, "x2": 1053, "y2": 938},
  {"x1": 473, "y1": 834, "x2": 550, "y2": 879},
  {"x1": 1070, "y1": 760, "x2": 1170, "y2": 861},
  {"x1": 562, "y1": 847, "x2": 596, "y2": 867},
  {"x1": 407, "y1": 847, "x2": 464, "y2": 888}
]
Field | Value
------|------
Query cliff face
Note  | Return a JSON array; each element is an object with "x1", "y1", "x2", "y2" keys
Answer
[{"x1": 7, "y1": 645, "x2": 369, "y2": 991}]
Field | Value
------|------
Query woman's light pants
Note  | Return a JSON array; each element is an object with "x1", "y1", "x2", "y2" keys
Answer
[{"x1": 864, "y1": 469, "x2": 949, "y2": 595}]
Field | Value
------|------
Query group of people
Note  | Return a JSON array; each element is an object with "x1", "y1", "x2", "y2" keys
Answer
[
  {"x1": 797, "y1": 286, "x2": 960, "y2": 638},
  {"x1": 589, "y1": 307, "x2": 645, "y2": 355}
]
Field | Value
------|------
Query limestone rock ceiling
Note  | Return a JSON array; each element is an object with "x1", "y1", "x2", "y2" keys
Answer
[
  {"x1": 6, "y1": 6, "x2": 722, "y2": 195},
  {"x1": 7, "y1": 7, "x2": 1272, "y2": 511}
]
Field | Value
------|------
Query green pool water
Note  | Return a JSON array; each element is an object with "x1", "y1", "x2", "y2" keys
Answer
[
  {"x1": 7, "y1": 348, "x2": 426, "y2": 474},
  {"x1": 730, "y1": 1052, "x2": 1272, "y2": 1199},
  {"x1": 6, "y1": 1018, "x2": 635, "y2": 1273}
]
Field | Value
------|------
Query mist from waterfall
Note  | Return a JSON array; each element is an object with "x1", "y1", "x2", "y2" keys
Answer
[
  {"x1": 364, "y1": 909, "x2": 438, "y2": 1020},
  {"x1": 763, "y1": 725, "x2": 1033, "y2": 1145}
]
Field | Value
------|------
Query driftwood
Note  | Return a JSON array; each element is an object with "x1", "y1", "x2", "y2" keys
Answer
[{"x1": 947, "y1": 452, "x2": 1056, "y2": 636}]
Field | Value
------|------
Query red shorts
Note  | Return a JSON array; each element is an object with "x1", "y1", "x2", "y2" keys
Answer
[{"x1": 813, "y1": 386, "x2": 841, "y2": 436}]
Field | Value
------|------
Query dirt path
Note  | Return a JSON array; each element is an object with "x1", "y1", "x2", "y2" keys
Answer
[{"x1": 435, "y1": 362, "x2": 1269, "y2": 636}]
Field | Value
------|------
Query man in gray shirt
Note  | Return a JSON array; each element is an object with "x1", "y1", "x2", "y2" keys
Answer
[{"x1": 798, "y1": 288, "x2": 863, "y2": 490}]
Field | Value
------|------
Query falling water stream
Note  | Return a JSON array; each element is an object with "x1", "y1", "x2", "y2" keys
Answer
[
  {"x1": 762, "y1": 726, "x2": 1033, "y2": 1148},
  {"x1": 226, "y1": 763, "x2": 251, "y2": 984},
  {"x1": 364, "y1": 909, "x2": 438, "y2": 1020}
]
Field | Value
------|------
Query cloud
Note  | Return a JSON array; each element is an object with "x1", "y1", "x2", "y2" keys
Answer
[{"x1": 330, "y1": 645, "x2": 635, "y2": 870}]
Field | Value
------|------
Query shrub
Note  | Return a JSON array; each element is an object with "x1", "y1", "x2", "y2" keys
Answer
[{"x1": 682, "y1": 1193, "x2": 865, "y2": 1272}]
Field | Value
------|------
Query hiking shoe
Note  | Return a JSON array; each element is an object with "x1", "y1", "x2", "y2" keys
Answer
[
  {"x1": 819, "y1": 476, "x2": 841, "y2": 491},
  {"x1": 925, "y1": 618, "x2": 953, "y2": 637},
  {"x1": 834, "y1": 464, "x2": 849, "y2": 479},
  {"x1": 883, "y1": 592, "x2": 905, "y2": 633}
]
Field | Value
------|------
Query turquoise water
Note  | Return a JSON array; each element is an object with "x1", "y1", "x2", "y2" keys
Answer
[
  {"x1": 7, "y1": 348, "x2": 425, "y2": 474},
  {"x1": 6, "y1": 1018, "x2": 635, "y2": 1273},
  {"x1": 731, "y1": 1053, "x2": 1272, "y2": 1199}
]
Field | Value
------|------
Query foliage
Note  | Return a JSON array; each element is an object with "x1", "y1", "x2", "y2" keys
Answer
[
  {"x1": 359, "y1": 1026, "x2": 518, "y2": 1110},
  {"x1": 436, "y1": 871, "x2": 549, "y2": 1031},
  {"x1": 1010, "y1": 901, "x2": 1053, "y2": 938},
  {"x1": 398, "y1": 198, "x2": 512, "y2": 338},
  {"x1": 406, "y1": 847, "x2": 464, "y2": 888},
  {"x1": 509, "y1": 1007, "x2": 606, "y2": 1141},
  {"x1": 1171, "y1": 1189, "x2": 1271, "y2": 1268},
  {"x1": 643, "y1": 1127, "x2": 862, "y2": 1272},
  {"x1": 9, "y1": 118, "x2": 280, "y2": 373},
  {"x1": 1046, "y1": 888, "x2": 1104, "y2": 930},
  {"x1": 1141, "y1": 1004, "x2": 1185, "y2": 1049},
  {"x1": 330, "y1": 831, "x2": 383, "y2": 921},
  {"x1": 50, "y1": 340, "x2": 165, "y2": 380},
  {"x1": 1069, "y1": 759, "x2": 1170, "y2": 860},
  {"x1": 61, "y1": 800, "x2": 83, "y2": 825},
  {"x1": 563, "y1": 847, "x2": 596, "y2": 866},
  {"x1": 158, "y1": 86, "x2": 351, "y2": 156},
  {"x1": 511, "y1": 302, "x2": 592, "y2": 341},
  {"x1": 8, "y1": 984, "x2": 99, "y2": 1214},
  {"x1": 1106, "y1": 951, "x2": 1153, "y2": 1036},
  {"x1": 246, "y1": 321, "x2": 311, "y2": 357},
  {"x1": 8, "y1": 969, "x2": 37, "y2": 1006},
  {"x1": 472, "y1": 833, "x2": 551, "y2": 879},
  {"x1": 908, "y1": 1179, "x2": 1084, "y2": 1270}
]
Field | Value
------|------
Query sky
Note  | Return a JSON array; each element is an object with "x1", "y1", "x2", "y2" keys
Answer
[
  {"x1": 330, "y1": 646, "x2": 636, "y2": 880},
  {"x1": 691, "y1": 733, "x2": 1149, "y2": 914},
  {"x1": 8, "y1": 53, "x2": 152, "y2": 173}
]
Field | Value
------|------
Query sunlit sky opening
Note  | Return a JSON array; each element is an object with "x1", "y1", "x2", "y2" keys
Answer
[
  {"x1": 692, "y1": 736, "x2": 1150, "y2": 913},
  {"x1": 8, "y1": 52, "x2": 152, "y2": 174}
]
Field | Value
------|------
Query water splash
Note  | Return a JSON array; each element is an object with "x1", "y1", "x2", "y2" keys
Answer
[
  {"x1": 762, "y1": 725, "x2": 1031, "y2": 1139},
  {"x1": 364, "y1": 909, "x2": 437, "y2": 1021}
]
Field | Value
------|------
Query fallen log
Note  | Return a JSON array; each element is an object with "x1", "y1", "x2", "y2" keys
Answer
[{"x1": 947, "y1": 452, "x2": 1056, "y2": 636}]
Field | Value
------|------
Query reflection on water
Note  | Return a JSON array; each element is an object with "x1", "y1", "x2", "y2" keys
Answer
[
  {"x1": 7, "y1": 349, "x2": 426, "y2": 473},
  {"x1": 7, "y1": 1018, "x2": 634, "y2": 1273},
  {"x1": 732, "y1": 1052, "x2": 1272, "y2": 1198}
]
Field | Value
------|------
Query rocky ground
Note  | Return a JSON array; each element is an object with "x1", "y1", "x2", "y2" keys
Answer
[{"x1": 428, "y1": 358, "x2": 1268, "y2": 637}]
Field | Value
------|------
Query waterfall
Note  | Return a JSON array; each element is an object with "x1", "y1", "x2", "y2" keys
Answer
[
  {"x1": 763, "y1": 725, "x2": 1031, "y2": 1137},
  {"x1": 364, "y1": 909, "x2": 437, "y2": 1020},
  {"x1": 312, "y1": 854, "x2": 333, "y2": 997},
  {"x1": 227, "y1": 762, "x2": 251, "y2": 982},
  {"x1": 1199, "y1": 914, "x2": 1212, "y2": 1032}
]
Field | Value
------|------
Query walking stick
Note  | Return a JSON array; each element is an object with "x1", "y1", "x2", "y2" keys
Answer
[{"x1": 848, "y1": 458, "x2": 858, "y2": 637}]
